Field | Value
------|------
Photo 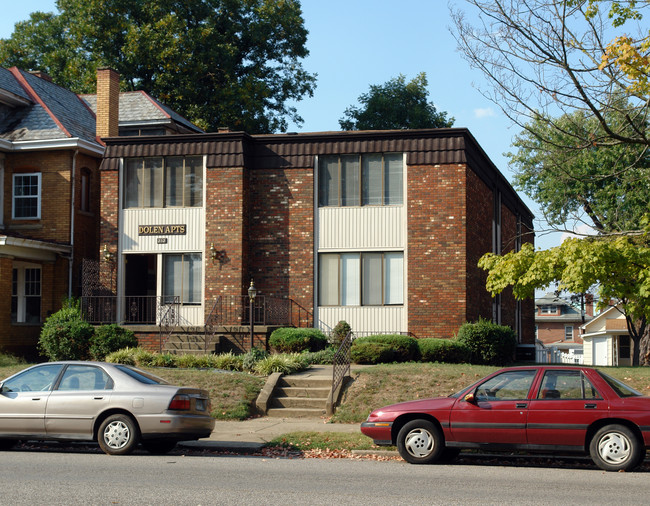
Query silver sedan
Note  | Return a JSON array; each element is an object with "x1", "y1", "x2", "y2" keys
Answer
[{"x1": 0, "y1": 361, "x2": 215, "y2": 455}]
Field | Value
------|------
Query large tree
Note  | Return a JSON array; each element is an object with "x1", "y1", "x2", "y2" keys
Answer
[
  {"x1": 0, "y1": 0, "x2": 317, "y2": 133},
  {"x1": 339, "y1": 73, "x2": 454, "y2": 131}
]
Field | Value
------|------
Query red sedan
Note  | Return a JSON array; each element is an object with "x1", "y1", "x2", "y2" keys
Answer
[{"x1": 361, "y1": 365, "x2": 650, "y2": 471}]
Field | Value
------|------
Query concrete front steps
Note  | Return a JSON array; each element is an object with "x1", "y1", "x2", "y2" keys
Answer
[
  {"x1": 265, "y1": 374, "x2": 332, "y2": 418},
  {"x1": 163, "y1": 333, "x2": 215, "y2": 355}
]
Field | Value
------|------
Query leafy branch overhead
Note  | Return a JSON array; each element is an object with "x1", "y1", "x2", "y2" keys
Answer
[{"x1": 0, "y1": 0, "x2": 317, "y2": 133}]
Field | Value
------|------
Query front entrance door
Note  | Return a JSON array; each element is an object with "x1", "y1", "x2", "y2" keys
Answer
[{"x1": 124, "y1": 254, "x2": 157, "y2": 323}]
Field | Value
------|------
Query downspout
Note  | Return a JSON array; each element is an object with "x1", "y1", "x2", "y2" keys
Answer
[{"x1": 69, "y1": 150, "x2": 78, "y2": 298}]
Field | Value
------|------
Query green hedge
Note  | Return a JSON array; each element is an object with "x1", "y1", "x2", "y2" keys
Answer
[
  {"x1": 417, "y1": 338, "x2": 469, "y2": 364},
  {"x1": 269, "y1": 328, "x2": 329, "y2": 353},
  {"x1": 351, "y1": 334, "x2": 419, "y2": 364},
  {"x1": 456, "y1": 318, "x2": 517, "y2": 365}
]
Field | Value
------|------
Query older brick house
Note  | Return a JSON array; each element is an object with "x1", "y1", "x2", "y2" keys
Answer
[
  {"x1": 96, "y1": 128, "x2": 535, "y2": 351},
  {"x1": 0, "y1": 67, "x2": 200, "y2": 357}
]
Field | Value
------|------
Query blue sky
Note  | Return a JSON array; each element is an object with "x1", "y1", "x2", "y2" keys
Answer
[{"x1": 1, "y1": 1, "x2": 563, "y2": 250}]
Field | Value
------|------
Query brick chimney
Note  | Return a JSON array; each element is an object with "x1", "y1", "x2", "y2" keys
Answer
[
  {"x1": 585, "y1": 293, "x2": 594, "y2": 317},
  {"x1": 96, "y1": 68, "x2": 120, "y2": 138}
]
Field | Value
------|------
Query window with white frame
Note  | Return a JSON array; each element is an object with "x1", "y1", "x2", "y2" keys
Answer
[
  {"x1": 540, "y1": 305, "x2": 557, "y2": 315},
  {"x1": 163, "y1": 253, "x2": 202, "y2": 305},
  {"x1": 124, "y1": 156, "x2": 203, "y2": 209},
  {"x1": 11, "y1": 265, "x2": 41, "y2": 323},
  {"x1": 13, "y1": 173, "x2": 41, "y2": 219},
  {"x1": 564, "y1": 325, "x2": 574, "y2": 340},
  {"x1": 318, "y1": 153, "x2": 403, "y2": 207},
  {"x1": 319, "y1": 252, "x2": 403, "y2": 306}
]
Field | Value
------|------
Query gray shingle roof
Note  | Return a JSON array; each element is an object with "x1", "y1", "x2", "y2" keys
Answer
[
  {"x1": 0, "y1": 68, "x2": 97, "y2": 143},
  {"x1": 80, "y1": 91, "x2": 201, "y2": 132}
]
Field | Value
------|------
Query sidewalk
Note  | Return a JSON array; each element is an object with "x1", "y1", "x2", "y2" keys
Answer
[
  {"x1": 180, "y1": 364, "x2": 363, "y2": 452},
  {"x1": 180, "y1": 417, "x2": 361, "y2": 452}
]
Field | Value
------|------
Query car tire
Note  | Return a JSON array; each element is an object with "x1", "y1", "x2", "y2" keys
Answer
[
  {"x1": 98, "y1": 414, "x2": 140, "y2": 456},
  {"x1": 589, "y1": 424, "x2": 643, "y2": 472},
  {"x1": 397, "y1": 419, "x2": 444, "y2": 464},
  {"x1": 0, "y1": 439, "x2": 16, "y2": 451},
  {"x1": 141, "y1": 439, "x2": 178, "y2": 455}
]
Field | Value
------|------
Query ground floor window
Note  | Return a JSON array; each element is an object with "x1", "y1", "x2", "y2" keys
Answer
[
  {"x1": 319, "y1": 251, "x2": 403, "y2": 306},
  {"x1": 11, "y1": 264, "x2": 41, "y2": 323},
  {"x1": 619, "y1": 335, "x2": 630, "y2": 359},
  {"x1": 163, "y1": 253, "x2": 201, "y2": 305}
]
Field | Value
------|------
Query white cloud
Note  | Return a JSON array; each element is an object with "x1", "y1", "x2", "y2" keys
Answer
[
  {"x1": 561, "y1": 224, "x2": 596, "y2": 242},
  {"x1": 474, "y1": 107, "x2": 496, "y2": 118}
]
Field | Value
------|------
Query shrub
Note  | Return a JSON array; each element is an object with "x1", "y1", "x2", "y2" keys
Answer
[
  {"x1": 210, "y1": 352, "x2": 244, "y2": 371},
  {"x1": 242, "y1": 347, "x2": 269, "y2": 371},
  {"x1": 302, "y1": 347, "x2": 336, "y2": 365},
  {"x1": 456, "y1": 318, "x2": 517, "y2": 365},
  {"x1": 418, "y1": 338, "x2": 469, "y2": 364},
  {"x1": 331, "y1": 320, "x2": 352, "y2": 347},
  {"x1": 352, "y1": 334, "x2": 419, "y2": 363},
  {"x1": 90, "y1": 325, "x2": 138, "y2": 361},
  {"x1": 39, "y1": 299, "x2": 94, "y2": 361},
  {"x1": 252, "y1": 353, "x2": 307, "y2": 375},
  {"x1": 0, "y1": 352, "x2": 25, "y2": 367},
  {"x1": 269, "y1": 328, "x2": 329, "y2": 353},
  {"x1": 350, "y1": 341, "x2": 395, "y2": 364}
]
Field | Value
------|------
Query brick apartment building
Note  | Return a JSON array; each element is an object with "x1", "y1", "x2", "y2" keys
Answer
[
  {"x1": 0, "y1": 67, "x2": 200, "y2": 357},
  {"x1": 96, "y1": 127, "x2": 536, "y2": 351}
]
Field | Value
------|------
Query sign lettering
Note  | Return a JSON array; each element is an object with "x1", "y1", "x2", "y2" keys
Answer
[{"x1": 138, "y1": 224, "x2": 187, "y2": 236}]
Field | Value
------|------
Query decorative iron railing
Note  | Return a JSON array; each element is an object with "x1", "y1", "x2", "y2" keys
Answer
[{"x1": 330, "y1": 331, "x2": 353, "y2": 407}]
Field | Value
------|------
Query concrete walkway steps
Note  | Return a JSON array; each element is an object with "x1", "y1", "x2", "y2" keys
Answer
[{"x1": 266, "y1": 375, "x2": 331, "y2": 417}]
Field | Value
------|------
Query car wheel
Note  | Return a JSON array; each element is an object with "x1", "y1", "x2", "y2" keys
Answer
[
  {"x1": 0, "y1": 439, "x2": 16, "y2": 451},
  {"x1": 141, "y1": 439, "x2": 178, "y2": 455},
  {"x1": 98, "y1": 414, "x2": 139, "y2": 455},
  {"x1": 589, "y1": 424, "x2": 643, "y2": 472},
  {"x1": 397, "y1": 419, "x2": 444, "y2": 464}
]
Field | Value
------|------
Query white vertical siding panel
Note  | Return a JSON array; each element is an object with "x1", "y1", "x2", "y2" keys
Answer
[
  {"x1": 318, "y1": 306, "x2": 406, "y2": 334},
  {"x1": 318, "y1": 206, "x2": 405, "y2": 250},
  {"x1": 122, "y1": 208, "x2": 205, "y2": 252}
]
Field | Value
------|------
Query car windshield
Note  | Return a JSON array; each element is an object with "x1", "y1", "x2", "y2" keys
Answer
[
  {"x1": 598, "y1": 371, "x2": 643, "y2": 398},
  {"x1": 114, "y1": 365, "x2": 169, "y2": 385}
]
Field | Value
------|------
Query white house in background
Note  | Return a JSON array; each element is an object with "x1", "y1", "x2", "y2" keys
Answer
[{"x1": 581, "y1": 305, "x2": 631, "y2": 366}]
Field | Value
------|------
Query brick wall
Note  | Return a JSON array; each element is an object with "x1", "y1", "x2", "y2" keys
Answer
[
  {"x1": 96, "y1": 68, "x2": 119, "y2": 138},
  {"x1": 204, "y1": 166, "x2": 247, "y2": 320},
  {"x1": 465, "y1": 167, "x2": 494, "y2": 323},
  {"x1": 4, "y1": 151, "x2": 73, "y2": 242},
  {"x1": 407, "y1": 163, "x2": 467, "y2": 338},
  {"x1": 249, "y1": 167, "x2": 314, "y2": 312},
  {"x1": 99, "y1": 169, "x2": 119, "y2": 294}
]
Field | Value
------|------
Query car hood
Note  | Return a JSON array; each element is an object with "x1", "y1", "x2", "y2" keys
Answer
[{"x1": 375, "y1": 396, "x2": 456, "y2": 413}]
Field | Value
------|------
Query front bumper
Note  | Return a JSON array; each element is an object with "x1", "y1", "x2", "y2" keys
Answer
[{"x1": 360, "y1": 421, "x2": 393, "y2": 445}]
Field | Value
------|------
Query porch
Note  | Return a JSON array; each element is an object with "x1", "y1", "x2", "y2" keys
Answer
[{"x1": 80, "y1": 294, "x2": 314, "y2": 353}]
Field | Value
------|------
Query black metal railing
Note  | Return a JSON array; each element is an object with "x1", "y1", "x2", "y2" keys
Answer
[
  {"x1": 158, "y1": 296, "x2": 180, "y2": 352},
  {"x1": 330, "y1": 331, "x2": 353, "y2": 405},
  {"x1": 205, "y1": 295, "x2": 313, "y2": 328}
]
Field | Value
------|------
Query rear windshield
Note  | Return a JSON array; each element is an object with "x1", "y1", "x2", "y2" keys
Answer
[
  {"x1": 115, "y1": 365, "x2": 169, "y2": 385},
  {"x1": 598, "y1": 371, "x2": 643, "y2": 398}
]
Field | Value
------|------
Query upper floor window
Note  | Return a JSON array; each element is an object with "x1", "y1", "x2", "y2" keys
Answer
[
  {"x1": 318, "y1": 153, "x2": 403, "y2": 207},
  {"x1": 13, "y1": 173, "x2": 41, "y2": 219},
  {"x1": 564, "y1": 325, "x2": 574, "y2": 340},
  {"x1": 124, "y1": 156, "x2": 203, "y2": 209},
  {"x1": 540, "y1": 305, "x2": 557, "y2": 315}
]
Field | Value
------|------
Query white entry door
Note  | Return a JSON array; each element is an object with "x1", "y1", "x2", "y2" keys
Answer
[{"x1": 592, "y1": 337, "x2": 610, "y2": 366}]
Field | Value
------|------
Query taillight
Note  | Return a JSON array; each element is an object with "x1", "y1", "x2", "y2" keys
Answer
[{"x1": 168, "y1": 394, "x2": 191, "y2": 410}]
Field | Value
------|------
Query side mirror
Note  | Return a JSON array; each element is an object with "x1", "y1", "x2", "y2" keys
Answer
[{"x1": 464, "y1": 392, "x2": 477, "y2": 404}]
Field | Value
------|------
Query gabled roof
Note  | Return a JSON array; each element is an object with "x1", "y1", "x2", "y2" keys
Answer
[
  {"x1": 0, "y1": 67, "x2": 98, "y2": 146},
  {"x1": 80, "y1": 91, "x2": 203, "y2": 134}
]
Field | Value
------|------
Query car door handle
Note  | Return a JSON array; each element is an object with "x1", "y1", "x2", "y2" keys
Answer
[
  {"x1": 516, "y1": 403, "x2": 528, "y2": 408},
  {"x1": 94, "y1": 397, "x2": 104, "y2": 400},
  {"x1": 585, "y1": 403, "x2": 597, "y2": 409}
]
